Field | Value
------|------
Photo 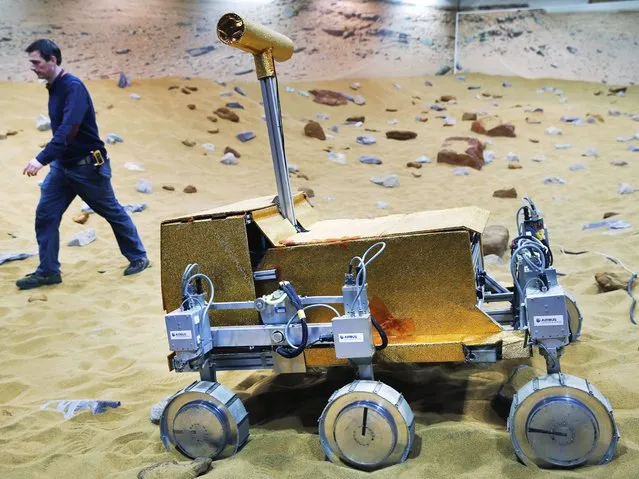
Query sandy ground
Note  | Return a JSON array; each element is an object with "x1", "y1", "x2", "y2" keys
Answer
[
  {"x1": 457, "y1": 9, "x2": 639, "y2": 85},
  {"x1": 1, "y1": 72, "x2": 639, "y2": 478}
]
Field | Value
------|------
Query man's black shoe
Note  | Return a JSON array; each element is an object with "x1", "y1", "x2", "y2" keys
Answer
[
  {"x1": 124, "y1": 257, "x2": 150, "y2": 276},
  {"x1": 16, "y1": 272, "x2": 62, "y2": 290}
]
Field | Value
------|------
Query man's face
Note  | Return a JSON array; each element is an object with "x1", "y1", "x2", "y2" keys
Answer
[{"x1": 28, "y1": 51, "x2": 57, "y2": 80}]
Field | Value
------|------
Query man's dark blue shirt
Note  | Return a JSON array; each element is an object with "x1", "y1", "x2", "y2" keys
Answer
[{"x1": 36, "y1": 70, "x2": 105, "y2": 166}]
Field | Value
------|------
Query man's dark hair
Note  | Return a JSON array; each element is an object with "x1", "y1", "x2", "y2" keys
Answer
[{"x1": 25, "y1": 39, "x2": 62, "y2": 65}]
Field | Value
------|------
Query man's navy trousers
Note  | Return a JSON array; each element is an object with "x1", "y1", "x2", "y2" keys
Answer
[{"x1": 36, "y1": 159, "x2": 146, "y2": 275}]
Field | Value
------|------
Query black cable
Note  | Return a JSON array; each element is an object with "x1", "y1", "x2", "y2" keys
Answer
[
  {"x1": 371, "y1": 315, "x2": 388, "y2": 351},
  {"x1": 276, "y1": 318, "x2": 308, "y2": 358}
]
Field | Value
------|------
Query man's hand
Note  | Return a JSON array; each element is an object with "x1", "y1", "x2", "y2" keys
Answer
[{"x1": 23, "y1": 158, "x2": 44, "y2": 177}]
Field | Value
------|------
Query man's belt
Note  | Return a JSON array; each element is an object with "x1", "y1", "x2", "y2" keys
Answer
[{"x1": 74, "y1": 150, "x2": 105, "y2": 167}]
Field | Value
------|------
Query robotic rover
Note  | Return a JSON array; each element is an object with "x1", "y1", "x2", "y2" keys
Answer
[{"x1": 157, "y1": 13, "x2": 619, "y2": 471}]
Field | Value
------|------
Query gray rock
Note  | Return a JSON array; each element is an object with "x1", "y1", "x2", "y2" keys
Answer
[
  {"x1": 237, "y1": 131, "x2": 256, "y2": 143},
  {"x1": 456, "y1": 75, "x2": 466, "y2": 81},
  {"x1": 287, "y1": 164, "x2": 300, "y2": 173},
  {"x1": 567, "y1": 46, "x2": 578, "y2": 54},
  {"x1": 67, "y1": 229, "x2": 97, "y2": 247},
  {"x1": 370, "y1": 175, "x2": 399, "y2": 188},
  {"x1": 350, "y1": 82, "x2": 361, "y2": 90},
  {"x1": 137, "y1": 457, "x2": 212, "y2": 479},
  {"x1": 219, "y1": 91, "x2": 233, "y2": 97},
  {"x1": 633, "y1": 115, "x2": 639, "y2": 122},
  {"x1": 220, "y1": 152, "x2": 238, "y2": 165},
  {"x1": 117, "y1": 72, "x2": 131, "y2": 88},
  {"x1": 629, "y1": 145, "x2": 639, "y2": 152},
  {"x1": 123, "y1": 162, "x2": 145, "y2": 171},
  {"x1": 130, "y1": 93, "x2": 141, "y2": 100},
  {"x1": 482, "y1": 225, "x2": 509, "y2": 257},
  {"x1": 608, "y1": 110, "x2": 621, "y2": 117},
  {"x1": 234, "y1": 68, "x2": 254, "y2": 76},
  {"x1": 105, "y1": 133, "x2": 123, "y2": 144},
  {"x1": 356, "y1": 135, "x2": 376, "y2": 145},
  {"x1": 582, "y1": 148, "x2": 598, "y2": 157},
  {"x1": 186, "y1": 45, "x2": 215, "y2": 57},
  {"x1": 505, "y1": 152, "x2": 519, "y2": 162},
  {"x1": 545, "y1": 127, "x2": 562, "y2": 136},
  {"x1": 616, "y1": 136, "x2": 633, "y2": 142},
  {"x1": 431, "y1": 104, "x2": 446, "y2": 112},
  {"x1": 554, "y1": 143, "x2": 572, "y2": 150},
  {"x1": 483, "y1": 151, "x2": 496, "y2": 164},
  {"x1": 327, "y1": 151, "x2": 346, "y2": 164},
  {"x1": 0, "y1": 252, "x2": 36, "y2": 265},
  {"x1": 328, "y1": 125, "x2": 339, "y2": 133},
  {"x1": 36, "y1": 114, "x2": 51, "y2": 131},
  {"x1": 149, "y1": 396, "x2": 171, "y2": 424},
  {"x1": 415, "y1": 155, "x2": 432, "y2": 164},
  {"x1": 531, "y1": 154, "x2": 546, "y2": 163},
  {"x1": 202, "y1": 143, "x2": 215, "y2": 153},
  {"x1": 617, "y1": 183, "x2": 635, "y2": 194},
  {"x1": 435, "y1": 65, "x2": 451, "y2": 76},
  {"x1": 285, "y1": 86, "x2": 296, "y2": 93},
  {"x1": 502, "y1": 81, "x2": 512, "y2": 88},
  {"x1": 570, "y1": 163, "x2": 586, "y2": 171},
  {"x1": 543, "y1": 176, "x2": 566, "y2": 185},
  {"x1": 298, "y1": 90, "x2": 310, "y2": 97},
  {"x1": 225, "y1": 102, "x2": 244, "y2": 109},
  {"x1": 316, "y1": 113, "x2": 330, "y2": 120},
  {"x1": 234, "y1": 86, "x2": 247, "y2": 96},
  {"x1": 115, "y1": 48, "x2": 130, "y2": 54},
  {"x1": 359, "y1": 155, "x2": 383, "y2": 165},
  {"x1": 444, "y1": 117, "x2": 456, "y2": 126},
  {"x1": 123, "y1": 204, "x2": 147, "y2": 213},
  {"x1": 376, "y1": 200, "x2": 389, "y2": 209},
  {"x1": 452, "y1": 167, "x2": 470, "y2": 176},
  {"x1": 353, "y1": 95, "x2": 366, "y2": 106},
  {"x1": 136, "y1": 179, "x2": 152, "y2": 193}
]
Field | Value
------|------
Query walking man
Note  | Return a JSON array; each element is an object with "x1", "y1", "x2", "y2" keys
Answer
[{"x1": 17, "y1": 39, "x2": 149, "y2": 290}]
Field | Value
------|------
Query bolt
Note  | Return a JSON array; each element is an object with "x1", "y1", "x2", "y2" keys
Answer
[{"x1": 271, "y1": 330, "x2": 284, "y2": 343}]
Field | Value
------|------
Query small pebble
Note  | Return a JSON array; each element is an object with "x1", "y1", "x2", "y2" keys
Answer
[
  {"x1": 356, "y1": 135, "x2": 376, "y2": 145},
  {"x1": 359, "y1": 156, "x2": 382, "y2": 165},
  {"x1": 237, "y1": 132, "x2": 256, "y2": 142},
  {"x1": 582, "y1": 148, "x2": 598, "y2": 157},
  {"x1": 370, "y1": 175, "x2": 399, "y2": 188},
  {"x1": 452, "y1": 167, "x2": 469, "y2": 176},
  {"x1": 416, "y1": 156, "x2": 432, "y2": 164},
  {"x1": 220, "y1": 152, "x2": 238, "y2": 165},
  {"x1": 570, "y1": 163, "x2": 586, "y2": 171},
  {"x1": 617, "y1": 183, "x2": 635, "y2": 194},
  {"x1": 327, "y1": 152, "x2": 347, "y2": 164},
  {"x1": 483, "y1": 151, "x2": 496, "y2": 164},
  {"x1": 136, "y1": 179, "x2": 152, "y2": 193},
  {"x1": 543, "y1": 176, "x2": 566, "y2": 185}
]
